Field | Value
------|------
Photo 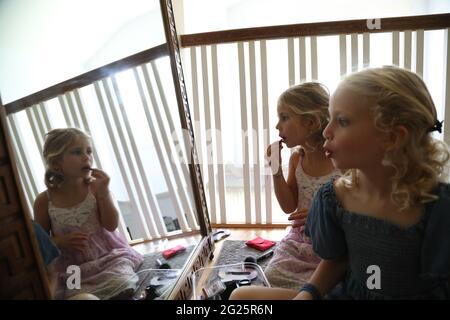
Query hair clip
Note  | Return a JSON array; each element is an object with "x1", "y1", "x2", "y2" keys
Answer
[{"x1": 428, "y1": 120, "x2": 443, "y2": 133}]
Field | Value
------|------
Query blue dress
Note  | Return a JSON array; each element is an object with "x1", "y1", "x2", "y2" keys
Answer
[
  {"x1": 305, "y1": 180, "x2": 450, "y2": 299},
  {"x1": 32, "y1": 221, "x2": 60, "y2": 266}
]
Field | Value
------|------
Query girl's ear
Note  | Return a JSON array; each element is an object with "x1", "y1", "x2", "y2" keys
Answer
[
  {"x1": 385, "y1": 125, "x2": 408, "y2": 150},
  {"x1": 301, "y1": 116, "x2": 317, "y2": 131},
  {"x1": 49, "y1": 158, "x2": 61, "y2": 171}
]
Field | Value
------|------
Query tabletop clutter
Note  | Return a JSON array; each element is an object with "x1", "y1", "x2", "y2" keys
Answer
[{"x1": 193, "y1": 236, "x2": 276, "y2": 300}]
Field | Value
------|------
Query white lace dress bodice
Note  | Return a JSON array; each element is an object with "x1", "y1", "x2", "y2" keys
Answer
[
  {"x1": 295, "y1": 155, "x2": 341, "y2": 211},
  {"x1": 49, "y1": 191, "x2": 100, "y2": 234}
]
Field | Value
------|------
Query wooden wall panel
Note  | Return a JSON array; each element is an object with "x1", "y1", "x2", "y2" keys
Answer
[
  {"x1": 0, "y1": 104, "x2": 50, "y2": 299},
  {"x1": 0, "y1": 164, "x2": 20, "y2": 218}
]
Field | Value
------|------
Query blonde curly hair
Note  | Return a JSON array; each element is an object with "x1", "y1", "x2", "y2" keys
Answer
[
  {"x1": 43, "y1": 128, "x2": 91, "y2": 188},
  {"x1": 278, "y1": 82, "x2": 330, "y2": 150},
  {"x1": 339, "y1": 66, "x2": 449, "y2": 210}
]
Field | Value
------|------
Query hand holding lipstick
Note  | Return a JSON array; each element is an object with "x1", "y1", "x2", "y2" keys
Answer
[
  {"x1": 266, "y1": 140, "x2": 283, "y2": 176},
  {"x1": 85, "y1": 168, "x2": 111, "y2": 198}
]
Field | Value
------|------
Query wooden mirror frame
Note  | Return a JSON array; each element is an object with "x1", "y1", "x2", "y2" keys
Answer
[
  {"x1": 160, "y1": 0, "x2": 215, "y2": 300},
  {"x1": 0, "y1": 101, "x2": 53, "y2": 299}
]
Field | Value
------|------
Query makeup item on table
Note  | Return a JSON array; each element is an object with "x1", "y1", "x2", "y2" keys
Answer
[
  {"x1": 162, "y1": 244, "x2": 186, "y2": 259},
  {"x1": 245, "y1": 236, "x2": 276, "y2": 251},
  {"x1": 156, "y1": 258, "x2": 171, "y2": 269},
  {"x1": 244, "y1": 249, "x2": 274, "y2": 265}
]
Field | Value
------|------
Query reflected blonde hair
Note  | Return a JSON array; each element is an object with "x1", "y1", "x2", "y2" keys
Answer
[
  {"x1": 43, "y1": 128, "x2": 91, "y2": 188},
  {"x1": 278, "y1": 82, "x2": 329, "y2": 150},
  {"x1": 339, "y1": 66, "x2": 449, "y2": 210}
]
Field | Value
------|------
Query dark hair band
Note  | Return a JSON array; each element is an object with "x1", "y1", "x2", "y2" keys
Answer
[
  {"x1": 428, "y1": 120, "x2": 443, "y2": 133},
  {"x1": 299, "y1": 282, "x2": 322, "y2": 300}
]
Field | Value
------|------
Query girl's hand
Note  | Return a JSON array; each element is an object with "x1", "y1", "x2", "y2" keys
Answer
[
  {"x1": 266, "y1": 140, "x2": 283, "y2": 175},
  {"x1": 288, "y1": 208, "x2": 308, "y2": 228},
  {"x1": 55, "y1": 231, "x2": 89, "y2": 252},
  {"x1": 87, "y1": 168, "x2": 110, "y2": 198}
]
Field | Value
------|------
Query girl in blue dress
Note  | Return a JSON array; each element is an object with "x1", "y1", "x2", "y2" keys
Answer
[{"x1": 231, "y1": 66, "x2": 450, "y2": 300}]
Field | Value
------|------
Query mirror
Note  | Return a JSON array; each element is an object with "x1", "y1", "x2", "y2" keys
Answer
[{"x1": 0, "y1": 0, "x2": 212, "y2": 300}]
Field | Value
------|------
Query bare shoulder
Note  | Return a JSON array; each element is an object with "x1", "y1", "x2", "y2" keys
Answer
[
  {"x1": 34, "y1": 191, "x2": 49, "y2": 207},
  {"x1": 34, "y1": 191, "x2": 51, "y2": 230}
]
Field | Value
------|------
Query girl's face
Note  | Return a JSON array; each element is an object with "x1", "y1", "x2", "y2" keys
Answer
[
  {"x1": 276, "y1": 103, "x2": 311, "y2": 148},
  {"x1": 322, "y1": 88, "x2": 387, "y2": 170},
  {"x1": 56, "y1": 136, "x2": 93, "y2": 180}
]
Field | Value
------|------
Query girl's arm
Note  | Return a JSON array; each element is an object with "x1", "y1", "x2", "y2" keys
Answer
[
  {"x1": 96, "y1": 192, "x2": 119, "y2": 231},
  {"x1": 294, "y1": 255, "x2": 348, "y2": 299},
  {"x1": 272, "y1": 152, "x2": 299, "y2": 213},
  {"x1": 90, "y1": 169, "x2": 119, "y2": 232}
]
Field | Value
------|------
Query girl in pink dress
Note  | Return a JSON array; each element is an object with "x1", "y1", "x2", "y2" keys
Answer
[
  {"x1": 34, "y1": 128, "x2": 143, "y2": 299},
  {"x1": 264, "y1": 83, "x2": 340, "y2": 289}
]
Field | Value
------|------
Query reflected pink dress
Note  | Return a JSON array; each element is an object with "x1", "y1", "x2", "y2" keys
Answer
[
  {"x1": 264, "y1": 152, "x2": 340, "y2": 289},
  {"x1": 48, "y1": 189, "x2": 143, "y2": 299}
]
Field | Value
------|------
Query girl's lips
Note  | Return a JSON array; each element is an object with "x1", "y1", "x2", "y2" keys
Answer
[{"x1": 324, "y1": 149, "x2": 333, "y2": 158}]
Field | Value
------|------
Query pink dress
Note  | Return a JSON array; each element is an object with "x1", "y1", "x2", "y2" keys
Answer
[
  {"x1": 48, "y1": 189, "x2": 143, "y2": 299},
  {"x1": 264, "y1": 152, "x2": 340, "y2": 289}
]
